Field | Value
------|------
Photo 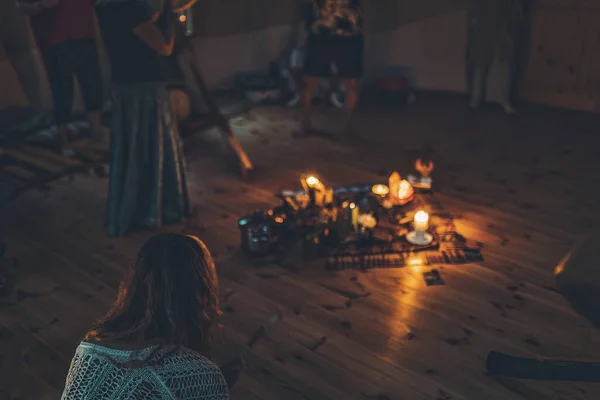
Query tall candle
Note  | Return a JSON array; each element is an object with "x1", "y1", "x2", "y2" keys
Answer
[
  {"x1": 350, "y1": 203, "x2": 359, "y2": 232},
  {"x1": 324, "y1": 188, "x2": 334, "y2": 204},
  {"x1": 413, "y1": 210, "x2": 429, "y2": 232}
]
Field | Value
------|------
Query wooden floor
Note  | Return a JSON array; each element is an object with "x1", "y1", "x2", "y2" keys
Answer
[{"x1": 2, "y1": 92, "x2": 600, "y2": 399}]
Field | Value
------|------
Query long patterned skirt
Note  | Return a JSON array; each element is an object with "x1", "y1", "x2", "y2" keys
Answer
[{"x1": 106, "y1": 82, "x2": 191, "y2": 237}]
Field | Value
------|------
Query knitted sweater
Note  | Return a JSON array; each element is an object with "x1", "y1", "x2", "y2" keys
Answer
[{"x1": 61, "y1": 341, "x2": 229, "y2": 399}]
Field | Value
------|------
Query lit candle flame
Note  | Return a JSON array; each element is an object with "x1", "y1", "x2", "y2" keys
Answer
[
  {"x1": 306, "y1": 176, "x2": 320, "y2": 187},
  {"x1": 414, "y1": 210, "x2": 428, "y2": 223},
  {"x1": 413, "y1": 210, "x2": 429, "y2": 231}
]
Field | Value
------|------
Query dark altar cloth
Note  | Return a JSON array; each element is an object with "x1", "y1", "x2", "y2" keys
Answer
[{"x1": 106, "y1": 82, "x2": 191, "y2": 237}]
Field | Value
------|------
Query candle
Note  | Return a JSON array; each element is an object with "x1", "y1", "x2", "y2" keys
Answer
[
  {"x1": 302, "y1": 175, "x2": 327, "y2": 206},
  {"x1": 302, "y1": 175, "x2": 318, "y2": 205},
  {"x1": 350, "y1": 202, "x2": 359, "y2": 232},
  {"x1": 413, "y1": 210, "x2": 429, "y2": 232},
  {"x1": 324, "y1": 188, "x2": 334, "y2": 204},
  {"x1": 371, "y1": 184, "x2": 389, "y2": 198},
  {"x1": 406, "y1": 210, "x2": 433, "y2": 246}
]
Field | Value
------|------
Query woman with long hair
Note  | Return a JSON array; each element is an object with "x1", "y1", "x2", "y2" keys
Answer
[{"x1": 61, "y1": 233, "x2": 229, "y2": 399}]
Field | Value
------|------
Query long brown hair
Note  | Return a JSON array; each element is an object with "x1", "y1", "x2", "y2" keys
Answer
[{"x1": 85, "y1": 233, "x2": 222, "y2": 359}]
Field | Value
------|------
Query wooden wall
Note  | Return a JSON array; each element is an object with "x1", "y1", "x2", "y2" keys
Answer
[{"x1": 523, "y1": 0, "x2": 600, "y2": 112}]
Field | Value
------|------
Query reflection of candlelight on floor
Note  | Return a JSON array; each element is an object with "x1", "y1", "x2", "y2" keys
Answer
[
  {"x1": 387, "y1": 268, "x2": 423, "y2": 354},
  {"x1": 406, "y1": 253, "x2": 425, "y2": 267}
]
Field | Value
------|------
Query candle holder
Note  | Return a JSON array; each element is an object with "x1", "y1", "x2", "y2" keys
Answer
[
  {"x1": 406, "y1": 210, "x2": 433, "y2": 246},
  {"x1": 238, "y1": 211, "x2": 276, "y2": 255},
  {"x1": 407, "y1": 158, "x2": 434, "y2": 190},
  {"x1": 371, "y1": 184, "x2": 389, "y2": 199}
]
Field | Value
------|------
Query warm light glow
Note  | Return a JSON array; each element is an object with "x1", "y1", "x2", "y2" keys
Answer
[
  {"x1": 179, "y1": 14, "x2": 187, "y2": 22},
  {"x1": 275, "y1": 217, "x2": 284, "y2": 223},
  {"x1": 372, "y1": 184, "x2": 390, "y2": 197},
  {"x1": 413, "y1": 210, "x2": 429, "y2": 231},
  {"x1": 415, "y1": 158, "x2": 434, "y2": 177},
  {"x1": 358, "y1": 213, "x2": 377, "y2": 229},
  {"x1": 306, "y1": 176, "x2": 320, "y2": 187},
  {"x1": 398, "y1": 180, "x2": 414, "y2": 200},
  {"x1": 414, "y1": 210, "x2": 428, "y2": 223},
  {"x1": 349, "y1": 202, "x2": 356, "y2": 209}
]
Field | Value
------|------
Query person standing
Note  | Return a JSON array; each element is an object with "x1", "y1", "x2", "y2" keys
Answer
[
  {"x1": 17, "y1": 0, "x2": 106, "y2": 155},
  {"x1": 299, "y1": 0, "x2": 367, "y2": 137},
  {"x1": 466, "y1": 0, "x2": 525, "y2": 114},
  {"x1": 95, "y1": 0, "x2": 191, "y2": 237}
]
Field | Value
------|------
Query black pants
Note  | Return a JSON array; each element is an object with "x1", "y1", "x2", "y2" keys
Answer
[
  {"x1": 42, "y1": 38, "x2": 103, "y2": 125},
  {"x1": 304, "y1": 34, "x2": 364, "y2": 79}
]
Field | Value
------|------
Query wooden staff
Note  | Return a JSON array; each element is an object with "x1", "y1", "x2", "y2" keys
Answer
[{"x1": 169, "y1": 8, "x2": 254, "y2": 177}]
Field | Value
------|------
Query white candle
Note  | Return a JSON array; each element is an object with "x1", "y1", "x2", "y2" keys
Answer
[{"x1": 413, "y1": 210, "x2": 429, "y2": 232}]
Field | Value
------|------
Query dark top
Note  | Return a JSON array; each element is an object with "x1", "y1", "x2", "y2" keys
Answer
[
  {"x1": 29, "y1": 0, "x2": 95, "y2": 52},
  {"x1": 306, "y1": 0, "x2": 363, "y2": 37},
  {"x1": 95, "y1": 2, "x2": 169, "y2": 84}
]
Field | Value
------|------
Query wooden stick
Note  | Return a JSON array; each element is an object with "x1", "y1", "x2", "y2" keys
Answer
[{"x1": 182, "y1": 47, "x2": 254, "y2": 177}]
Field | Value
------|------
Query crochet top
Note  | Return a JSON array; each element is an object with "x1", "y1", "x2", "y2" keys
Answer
[{"x1": 61, "y1": 341, "x2": 229, "y2": 399}]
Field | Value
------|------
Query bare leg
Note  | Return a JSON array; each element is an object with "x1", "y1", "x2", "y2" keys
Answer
[
  {"x1": 341, "y1": 78, "x2": 358, "y2": 135},
  {"x1": 498, "y1": 60, "x2": 516, "y2": 114},
  {"x1": 469, "y1": 63, "x2": 487, "y2": 109},
  {"x1": 285, "y1": 68, "x2": 303, "y2": 107},
  {"x1": 298, "y1": 76, "x2": 319, "y2": 136}
]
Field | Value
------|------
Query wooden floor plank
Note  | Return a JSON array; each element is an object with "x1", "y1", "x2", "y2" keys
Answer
[{"x1": 3, "y1": 96, "x2": 600, "y2": 399}]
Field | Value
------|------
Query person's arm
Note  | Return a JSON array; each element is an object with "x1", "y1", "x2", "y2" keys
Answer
[
  {"x1": 115, "y1": 3, "x2": 174, "y2": 57},
  {"x1": 16, "y1": 0, "x2": 60, "y2": 15},
  {"x1": 133, "y1": 21, "x2": 175, "y2": 56}
]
